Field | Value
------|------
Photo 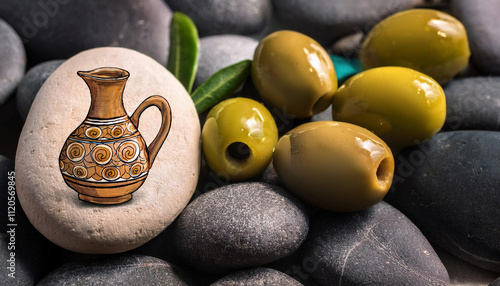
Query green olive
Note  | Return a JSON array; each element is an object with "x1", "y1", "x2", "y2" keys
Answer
[
  {"x1": 202, "y1": 97, "x2": 278, "y2": 181},
  {"x1": 274, "y1": 121, "x2": 394, "y2": 212},
  {"x1": 360, "y1": 9, "x2": 470, "y2": 83},
  {"x1": 332, "y1": 66, "x2": 446, "y2": 148},
  {"x1": 251, "y1": 30, "x2": 337, "y2": 118}
]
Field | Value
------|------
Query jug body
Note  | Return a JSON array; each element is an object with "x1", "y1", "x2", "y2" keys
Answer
[
  {"x1": 59, "y1": 115, "x2": 150, "y2": 204},
  {"x1": 58, "y1": 67, "x2": 171, "y2": 205}
]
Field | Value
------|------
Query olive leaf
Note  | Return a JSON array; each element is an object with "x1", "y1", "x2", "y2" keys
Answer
[
  {"x1": 192, "y1": 60, "x2": 252, "y2": 114},
  {"x1": 167, "y1": 12, "x2": 199, "y2": 94}
]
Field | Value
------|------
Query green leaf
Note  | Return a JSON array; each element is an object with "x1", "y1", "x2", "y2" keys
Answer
[
  {"x1": 192, "y1": 60, "x2": 252, "y2": 114},
  {"x1": 167, "y1": 12, "x2": 199, "y2": 93}
]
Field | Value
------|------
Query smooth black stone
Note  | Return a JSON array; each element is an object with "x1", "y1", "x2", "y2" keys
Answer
[
  {"x1": 37, "y1": 255, "x2": 195, "y2": 285},
  {"x1": 271, "y1": 0, "x2": 418, "y2": 44},
  {"x1": 0, "y1": 155, "x2": 62, "y2": 285},
  {"x1": 211, "y1": 268, "x2": 303, "y2": 286},
  {"x1": 330, "y1": 32, "x2": 364, "y2": 58},
  {"x1": 174, "y1": 182, "x2": 309, "y2": 273},
  {"x1": 311, "y1": 105, "x2": 333, "y2": 122},
  {"x1": 452, "y1": 0, "x2": 500, "y2": 75},
  {"x1": 490, "y1": 277, "x2": 500, "y2": 286},
  {"x1": 195, "y1": 35, "x2": 258, "y2": 89},
  {"x1": 301, "y1": 201, "x2": 449, "y2": 285},
  {"x1": 386, "y1": 131, "x2": 500, "y2": 272},
  {"x1": 443, "y1": 77, "x2": 500, "y2": 131},
  {"x1": 0, "y1": 18, "x2": 25, "y2": 105},
  {"x1": 165, "y1": 0, "x2": 271, "y2": 37},
  {"x1": 16, "y1": 60, "x2": 64, "y2": 120},
  {"x1": 0, "y1": 0, "x2": 171, "y2": 65}
]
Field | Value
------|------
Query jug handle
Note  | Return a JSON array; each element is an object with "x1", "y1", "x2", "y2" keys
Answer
[{"x1": 130, "y1": 95, "x2": 172, "y2": 167}]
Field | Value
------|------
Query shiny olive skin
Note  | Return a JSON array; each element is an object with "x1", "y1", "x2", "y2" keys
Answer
[
  {"x1": 252, "y1": 30, "x2": 337, "y2": 118},
  {"x1": 360, "y1": 9, "x2": 470, "y2": 83},
  {"x1": 274, "y1": 121, "x2": 394, "y2": 212},
  {"x1": 202, "y1": 97, "x2": 278, "y2": 182},
  {"x1": 332, "y1": 67, "x2": 446, "y2": 148}
]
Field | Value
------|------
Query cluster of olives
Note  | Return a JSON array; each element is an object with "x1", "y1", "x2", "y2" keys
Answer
[{"x1": 201, "y1": 9, "x2": 470, "y2": 212}]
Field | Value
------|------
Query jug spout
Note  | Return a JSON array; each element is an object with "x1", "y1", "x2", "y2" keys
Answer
[{"x1": 78, "y1": 67, "x2": 130, "y2": 119}]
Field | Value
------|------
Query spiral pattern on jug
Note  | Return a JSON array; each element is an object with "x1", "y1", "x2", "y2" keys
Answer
[
  {"x1": 92, "y1": 144, "x2": 113, "y2": 165},
  {"x1": 67, "y1": 142, "x2": 85, "y2": 162},
  {"x1": 118, "y1": 141, "x2": 140, "y2": 163}
]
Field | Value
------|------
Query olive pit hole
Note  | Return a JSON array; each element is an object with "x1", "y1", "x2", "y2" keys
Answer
[
  {"x1": 226, "y1": 142, "x2": 251, "y2": 163},
  {"x1": 376, "y1": 157, "x2": 392, "y2": 187}
]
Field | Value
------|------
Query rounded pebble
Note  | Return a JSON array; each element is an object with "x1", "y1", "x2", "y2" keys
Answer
[
  {"x1": 16, "y1": 47, "x2": 200, "y2": 254},
  {"x1": 386, "y1": 131, "x2": 500, "y2": 272},
  {"x1": 271, "y1": 0, "x2": 418, "y2": 43},
  {"x1": 302, "y1": 201, "x2": 450, "y2": 285},
  {"x1": 0, "y1": 0, "x2": 171, "y2": 65},
  {"x1": 211, "y1": 268, "x2": 303, "y2": 286},
  {"x1": 37, "y1": 255, "x2": 195, "y2": 285},
  {"x1": 0, "y1": 155, "x2": 63, "y2": 285},
  {"x1": 174, "y1": 182, "x2": 309, "y2": 273},
  {"x1": 452, "y1": 0, "x2": 500, "y2": 75},
  {"x1": 16, "y1": 60, "x2": 65, "y2": 120},
  {"x1": 0, "y1": 18, "x2": 25, "y2": 105},
  {"x1": 195, "y1": 35, "x2": 258, "y2": 88},
  {"x1": 443, "y1": 77, "x2": 500, "y2": 131},
  {"x1": 165, "y1": 0, "x2": 271, "y2": 37}
]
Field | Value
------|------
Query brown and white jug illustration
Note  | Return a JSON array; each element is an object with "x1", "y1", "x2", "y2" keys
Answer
[{"x1": 59, "y1": 67, "x2": 172, "y2": 205}]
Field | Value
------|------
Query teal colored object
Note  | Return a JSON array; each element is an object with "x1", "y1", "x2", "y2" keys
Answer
[{"x1": 330, "y1": 55, "x2": 363, "y2": 84}]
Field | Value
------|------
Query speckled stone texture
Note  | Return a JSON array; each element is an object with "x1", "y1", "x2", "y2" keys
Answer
[
  {"x1": 16, "y1": 60, "x2": 65, "y2": 120},
  {"x1": 0, "y1": 155, "x2": 63, "y2": 285},
  {"x1": 452, "y1": 0, "x2": 500, "y2": 75},
  {"x1": 211, "y1": 268, "x2": 303, "y2": 286},
  {"x1": 15, "y1": 47, "x2": 201, "y2": 254},
  {"x1": 271, "y1": 0, "x2": 419, "y2": 44},
  {"x1": 0, "y1": 18, "x2": 25, "y2": 105},
  {"x1": 490, "y1": 277, "x2": 500, "y2": 286},
  {"x1": 174, "y1": 182, "x2": 309, "y2": 273},
  {"x1": 0, "y1": 0, "x2": 171, "y2": 65},
  {"x1": 443, "y1": 77, "x2": 500, "y2": 131},
  {"x1": 301, "y1": 201, "x2": 449, "y2": 285},
  {"x1": 37, "y1": 255, "x2": 195, "y2": 285},
  {"x1": 195, "y1": 35, "x2": 258, "y2": 88},
  {"x1": 386, "y1": 131, "x2": 500, "y2": 272},
  {"x1": 165, "y1": 0, "x2": 271, "y2": 37}
]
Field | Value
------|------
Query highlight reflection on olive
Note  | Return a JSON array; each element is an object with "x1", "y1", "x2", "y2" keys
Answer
[
  {"x1": 202, "y1": 97, "x2": 278, "y2": 182},
  {"x1": 252, "y1": 30, "x2": 337, "y2": 118},
  {"x1": 273, "y1": 121, "x2": 394, "y2": 212},
  {"x1": 359, "y1": 9, "x2": 470, "y2": 83},
  {"x1": 332, "y1": 66, "x2": 446, "y2": 148}
]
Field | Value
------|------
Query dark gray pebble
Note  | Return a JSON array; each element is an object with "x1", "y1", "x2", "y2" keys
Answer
[
  {"x1": 452, "y1": 0, "x2": 500, "y2": 75},
  {"x1": 443, "y1": 77, "x2": 500, "y2": 131},
  {"x1": 0, "y1": 18, "x2": 25, "y2": 105},
  {"x1": 271, "y1": 0, "x2": 418, "y2": 44},
  {"x1": 301, "y1": 201, "x2": 449, "y2": 285},
  {"x1": 211, "y1": 267, "x2": 303, "y2": 286},
  {"x1": 37, "y1": 255, "x2": 195, "y2": 285},
  {"x1": 16, "y1": 60, "x2": 64, "y2": 120},
  {"x1": 386, "y1": 131, "x2": 500, "y2": 272},
  {"x1": 195, "y1": 35, "x2": 258, "y2": 89},
  {"x1": 174, "y1": 182, "x2": 309, "y2": 273},
  {"x1": 490, "y1": 277, "x2": 500, "y2": 286},
  {"x1": 166, "y1": 0, "x2": 271, "y2": 37},
  {"x1": 0, "y1": 0, "x2": 171, "y2": 65}
]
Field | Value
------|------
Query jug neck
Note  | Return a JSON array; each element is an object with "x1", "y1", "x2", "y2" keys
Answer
[{"x1": 78, "y1": 67, "x2": 130, "y2": 119}]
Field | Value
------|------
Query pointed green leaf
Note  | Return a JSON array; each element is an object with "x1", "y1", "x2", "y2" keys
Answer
[
  {"x1": 167, "y1": 12, "x2": 199, "y2": 93},
  {"x1": 192, "y1": 60, "x2": 252, "y2": 114}
]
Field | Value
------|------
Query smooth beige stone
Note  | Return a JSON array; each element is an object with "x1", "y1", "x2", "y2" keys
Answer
[{"x1": 16, "y1": 47, "x2": 200, "y2": 254}]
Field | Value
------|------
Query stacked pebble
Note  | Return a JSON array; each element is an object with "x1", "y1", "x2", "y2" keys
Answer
[{"x1": 1, "y1": 0, "x2": 500, "y2": 285}]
